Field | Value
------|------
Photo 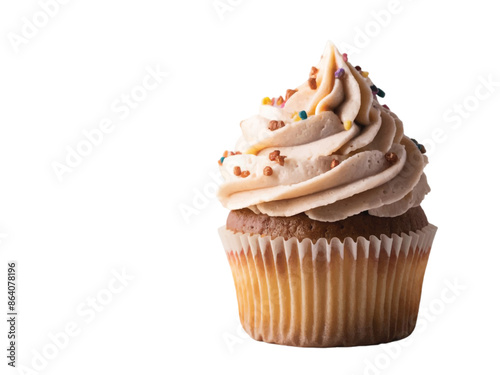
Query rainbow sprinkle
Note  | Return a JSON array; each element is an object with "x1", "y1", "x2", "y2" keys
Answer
[
  {"x1": 410, "y1": 138, "x2": 426, "y2": 154},
  {"x1": 344, "y1": 120, "x2": 353, "y2": 131},
  {"x1": 335, "y1": 68, "x2": 345, "y2": 78},
  {"x1": 376, "y1": 88, "x2": 386, "y2": 98},
  {"x1": 262, "y1": 96, "x2": 286, "y2": 108},
  {"x1": 361, "y1": 71, "x2": 369, "y2": 78},
  {"x1": 342, "y1": 53, "x2": 348, "y2": 62},
  {"x1": 299, "y1": 110, "x2": 307, "y2": 120},
  {"x1": 370, "y1": 84, "x2": 386, "y2": 98}
]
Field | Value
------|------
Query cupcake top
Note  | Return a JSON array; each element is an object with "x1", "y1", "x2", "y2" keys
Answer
[{"x1": 217, "y1": 42, "x2": 429, "y2": 222}]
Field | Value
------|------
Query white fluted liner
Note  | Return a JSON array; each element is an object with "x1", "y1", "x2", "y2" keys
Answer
[{"x1": 220, "y1": 224, "x2": 437, "y2": 347}]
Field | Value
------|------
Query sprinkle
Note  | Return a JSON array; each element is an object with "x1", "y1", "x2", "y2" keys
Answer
[
  {"x1": 240, "y1": 170, "x2": 250, "y2": 178},
  {"x1": 263, "y1": 166, "x2": 273, "y2": 176},
  {"x1": 277, "y1": 155, "x2": 286, "y2": 166},
  {"x1": 342, "y1": 53, "x2": 348, "y2": 62},
  {"x1": 382, "y1": 104, "x2": 390, "y2": 110},
  {"x1": 268, "y1": 120, "x2": 286, "y2": 131},
  {"x1": 355, "y1": 66, "x2": 362, "y2": 71},
  {"x1": 376, "y1": 88, "x2": 386, "y2": 98},
  {"x1": 331, "y1": 159, "x2": 340, "y2": 169},
  {"x1": 285, "y1": 89, "x2": 298, "y2": 101},
  {"x1": 344, "y1": 120, "x2": 353, "y2": 131},
  {"x1": 269, "y1": 150, "x2": 280, "y2": 161},
  {"x1": 262, "y1": 97, "x2": 272, "y2": 105},
  {"x1": 299, "y1": 110, "x2": 307, "y2": 120},
  {"x1": 293, "y1": 114, "x2": 301, "y2": 122},
  {"x1": 310, "y1": 66, "x2": 319, "y2": 77},
  {"x1": 411, "y1": 138, "x2": 427, "y2": 154},
  {"x1": 370, "y1": 85, "x2": 378, "y2": 93},
  {"x1": 219, "y1": 156, "x2": 225, "y2": 164},
  {"x1": 270, "y1": 97, "x2": 276, "y2": 106},
  {"x1": 361, "y1": 71, "x2": 369, "y2": 78},
  {"x1": 223, "y1": 150, "x2": 241, "y2": 158},
  {"x1": 218, "y1": 160, "x2": 222, "y2": 166},
  {"x1": 276, "y1": 96, "x2": 284, "y2": 106},
  {"x1": 385, "y1": 152, "x2": 398, "y2": 164},
  {"x1": 308, "y1": 77, "x2": 317, "y2": 90},
  {"x1": 335, "y1": 68, "x2": 345, "y2": 78},
  {"x1": 233, "y1": 166, "x2": 241, "y2": 176}
]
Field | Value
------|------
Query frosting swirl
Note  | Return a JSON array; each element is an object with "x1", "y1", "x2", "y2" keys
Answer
[{"x1": 217, "y1": 42, "x2": 430, "y2": 222}]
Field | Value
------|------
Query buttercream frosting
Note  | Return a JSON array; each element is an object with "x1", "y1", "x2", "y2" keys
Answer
[{"x1": 217, "y1": 42, "x2": 429, "y2": 222}]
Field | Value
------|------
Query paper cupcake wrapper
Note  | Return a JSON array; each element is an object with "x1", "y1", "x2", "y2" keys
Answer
[{"x1": 219, "y1": 224, "x2": 437, "y2": 347}]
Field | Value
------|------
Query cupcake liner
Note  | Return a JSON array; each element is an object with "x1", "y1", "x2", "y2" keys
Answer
[{"x1": 219, "y1": 224, "x2": 437, "y2": 347}]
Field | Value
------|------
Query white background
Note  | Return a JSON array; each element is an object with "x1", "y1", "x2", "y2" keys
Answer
[{"x1": 1, "y1": 0, "x2": 499, "y2": 374}]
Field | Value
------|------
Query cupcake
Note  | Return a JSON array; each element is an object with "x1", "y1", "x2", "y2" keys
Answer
[{"x1": 217, "y1": 42, "x2": 437, "y2": 347}]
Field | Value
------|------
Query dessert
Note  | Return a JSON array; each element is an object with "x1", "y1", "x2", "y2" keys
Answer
[{"x1": 217, "y1": 42, "x2": 437, "y2": 347}]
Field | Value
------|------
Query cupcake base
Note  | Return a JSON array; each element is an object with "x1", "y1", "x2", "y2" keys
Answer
[{"x1": 219, "y1": 223, "x2": 437, "y2": 347}]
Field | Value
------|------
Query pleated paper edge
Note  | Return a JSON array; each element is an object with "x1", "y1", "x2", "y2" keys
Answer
[{"x1": 218, "y1": 223, "x2": 437, "y2": 261}]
